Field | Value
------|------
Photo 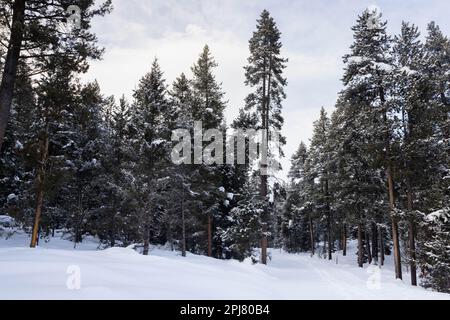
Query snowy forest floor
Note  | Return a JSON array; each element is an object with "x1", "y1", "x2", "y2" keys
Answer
[{"x1": 0, "y1": 232, "x2": 449, "y2": 300}]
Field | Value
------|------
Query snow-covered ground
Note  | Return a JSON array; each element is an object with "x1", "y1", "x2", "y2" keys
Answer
[{"x1": 0, "y1": 231, "x2": 449, "y2": 300}]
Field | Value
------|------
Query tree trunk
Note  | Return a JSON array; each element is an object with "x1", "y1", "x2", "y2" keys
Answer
[
  {"x1": 0, "y1": 0, "x2": 26, "y2": 153},
  {"x1": 143, "y1": 222, "x2": 150, "y2": 255},
  {"x1": 261, "y1": 222, "x2": 268, "y2": 264},
  {"x1": 406, "y1": 178, "x2": 417, "y2": 286},
  {"x1": 259, "y1": 56, "x2": 270, "y2": 265},
  {"x1": 327, "y1": 215, "x2": 332, "y2": 260},
  {"x1": 387, "y1": 167, "x2": 402, "y2": 279},
  {"x1": 408, "y1": 220, "x2": 417, "y2": 286},
  {"x1": 371, "y1": 222, "x2": 378, "y2": 264},
  {"x1": 207, "y1": 214, "x2": 212, "y2": 257},
  {"x1": 325, "y1": 179, "x2": 332, "y2": 260},
  {"x1": 110, "y1": 211, "x2": 115, "y2": 248},
  {"x1": 379, "y1": 226, "x2": 385, "y2": 266},
  {"x1": 365, "y1": 228, "x2": 372, "y2": 264},
  {"x1": 309, "y1": 213, "x2": 315, "y2": 256},
  {"x1": 357, "y1": 223, "x2": 363, "y2": 268},
  {"x1": 73, "y1": 188, "x2": 84, "y2": 249},
  {"x1": 181, "y1": 186, "x2": 186, "y2": 257},
  {"x1": 342, "y1": 223, "x2": 347, "y2": 256},
  {"x1": 30, "y1": 127, "x2": 49, "y2": 248}
]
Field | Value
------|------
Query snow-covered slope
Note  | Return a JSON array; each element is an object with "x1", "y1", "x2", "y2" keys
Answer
[{"x1": 0, "y1": 232, "x2": 448, "y2": 300}]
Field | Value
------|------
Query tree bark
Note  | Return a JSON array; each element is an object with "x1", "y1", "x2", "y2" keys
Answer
[
  {"x1": 207, "y1": 214, "x2": 212, "y2": 257},
  {"x1": 143, "y1": 221, "x2": 150, "y2": 255},
  {"x1": 387, "y1": 167, "x2": 402, "y2": 279},
  {"x1": 261, "y1": 223, "x2": 268, "y2": 264},
  {"x1": 30, "y1": 127, "x2": 49, "y2": 248},
  {"x1": 371, "y1": 222, "x2": 378, "y2": 264},
  {"x1": 365, "y1": 228, "x2": 372, "y2": 264},
  {"x1": 327, "y1": 214, "x2": 332, "y2": 260},
  {"x1": 181, "y1": 185, "x2": 186, "y2": 257},
  {"x1": 357, "y1": 222, "x2": 363, "y2": 268},
  {"x1": 406, "y1": 178, "x2": 417, "y2": 286},
  {"x1": 73, "y1": 187, "x2": 84, "y2": 249},
  {"x1": 260, "y1": 56, "x2": 270, "y2": 265},
  {"x1": 342, "y1": 223, "x2": 347, "y2": 256},
  {"x1": 408, "y1": 220, "x2": 417, "y2": 286},
  {"x1": 0, "y1": 0, "x2": 26, "y2": 153},
  {"x1": 309, "y1": 212, "x2": 315, "y2": 256},
  {"x1": 325, "y1": 178, "x2": 332, "y2": 260},
  {"x1": 379, "y1": 226, "x2": 385, "y2": 266}
]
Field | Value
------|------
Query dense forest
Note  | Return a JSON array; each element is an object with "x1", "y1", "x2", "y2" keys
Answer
[{"x1": 0, "y1": 2, "x2": 448, "y2": 293}]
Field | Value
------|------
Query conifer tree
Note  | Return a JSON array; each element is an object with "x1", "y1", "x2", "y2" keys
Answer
[
  {"x1": 0, "y1": 0, "x2": 112, "y2": 152},
  {"x1": 244, "y1": 9, "x2": 287, "y2": 264},
  {"x1": 190, "y1": 46, "x2": 227, "y2": 257},
  {"x1": 342, "y1": 8, "x2": 402, "y2": 277},
  {"x1": 129, "y1": 58, "x2": 172, "y2": 255}
]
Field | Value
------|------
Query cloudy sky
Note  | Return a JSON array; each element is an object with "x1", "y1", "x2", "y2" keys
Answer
[{"x1": 84, "y1": 0, "x2": 450, "y2": 181}]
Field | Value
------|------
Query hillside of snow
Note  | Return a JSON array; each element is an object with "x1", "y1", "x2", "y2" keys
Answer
[{"x1": 0, "y1": 231, "x2": 449, "y2": 300}]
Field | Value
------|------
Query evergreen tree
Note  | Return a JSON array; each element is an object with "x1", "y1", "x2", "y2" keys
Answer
[
  {"x1": 129, "y1": 58, "x2": 173, "y2": 255},
  {"x1": 0, "y1": 0, "x2": 112, "y2": 152},
  {"x1": 342, "y1": 7, "x2": 402, "y2": 276},
  {"x1": 283, "y1": 142, "x2": 310, "y2": 253},
  {"x1": 190, "y1": 46, "x2": 227, "y2": 257},
  {"x1": 244, "y1": 9, "x2": 287, "y2": 264}
]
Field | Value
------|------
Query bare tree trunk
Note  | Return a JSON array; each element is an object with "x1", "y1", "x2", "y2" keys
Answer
[
  {"x1": 365, "y1": 228, "x2": 372, "y2": 264},
  {"x1": 0, "y1": 0, "x2": 26, "y2": 153},
  {"x1": 110, "y1": 213, "x2": 115, "y2": 248},
  {"x1": 261, "y1": 222, "x2": 268, "y2": 264},
  {"x1": 327, "y1": 215, "x2": 332, "y2": 260},
  {"x1": 30, "y1": 127, "x2": 49, "y2": 248},
  {"x1": 408, "y1": 220, "x2": 417, "y2": 286},
  {"x1": 260, "y1": 57, "x2": 270, "y2": 265},
  {"x1": 325, "y1": 179, "x2": 332, "y2": 260},
  {"x1": 407, "y1": 178, "x2": 417, "y2": 286},
  {"x1": 371, "y1": 222, "x2": 378, "y2": 264},
  {"x1": 181, "y1": 186, "x2": 186, "y2": 257},
  {"x1": 207, "y1": 214, "x2": 212, "y2": 257},
  {"x1": 143, "y1": 221, "x2": 150, "y2": 255},
  {"x1": 379, "y1": 226, "x2": 385, "y2": 266},
  {"x1": 309, "y1": 213, "x2": 315, "y2": 256},
  {"x1": 73, "y1": 189, "x2": 83, "y2": 249},
  {"x1": 357, "y1": 222, "x2": 363, "y2": 268},
  {"x1": 387, "y1": 167, "x2": 402, "y2": 279},
  {"x1": 342, "y1": 223, "x2": 347, "y2": 256}
]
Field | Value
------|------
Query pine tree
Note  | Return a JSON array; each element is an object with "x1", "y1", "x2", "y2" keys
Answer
[
  {"x1": 167, "y1": 73, "x2": 196, "y2": 256},
  {"x1": 283, "y1": 142, "x2": 311, "y2": 253},
  {"x1": 190, "y1": 46, "x2": 227, "y2": 257},
  {"x1": 129, "y1": 58, "x2": 172, "y2": 255},
  {"x1": 244, "y1": 9, "x2": 287, "y2": 264},
  {"x1": 308, "y1": 108, "x2": 334, "y2": 260},
  {"x1": 342, "y1": 7, "x2": 402, "y2": 276},
  {"x1": 28, "y1": 62, "x2": 81, "y2": 247},
  {"x1": 393, "y1": 21, "x2": 426, "y2": 286},
  {"x1": 0, "y1": 0, "x2": 112, "y2": 152},
  {"x1": 417, "y1": 22, "x2": 450, "y2": 292},
  {"x1": 0, "y1": 62, "x2": 35, "y2": 221}
]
